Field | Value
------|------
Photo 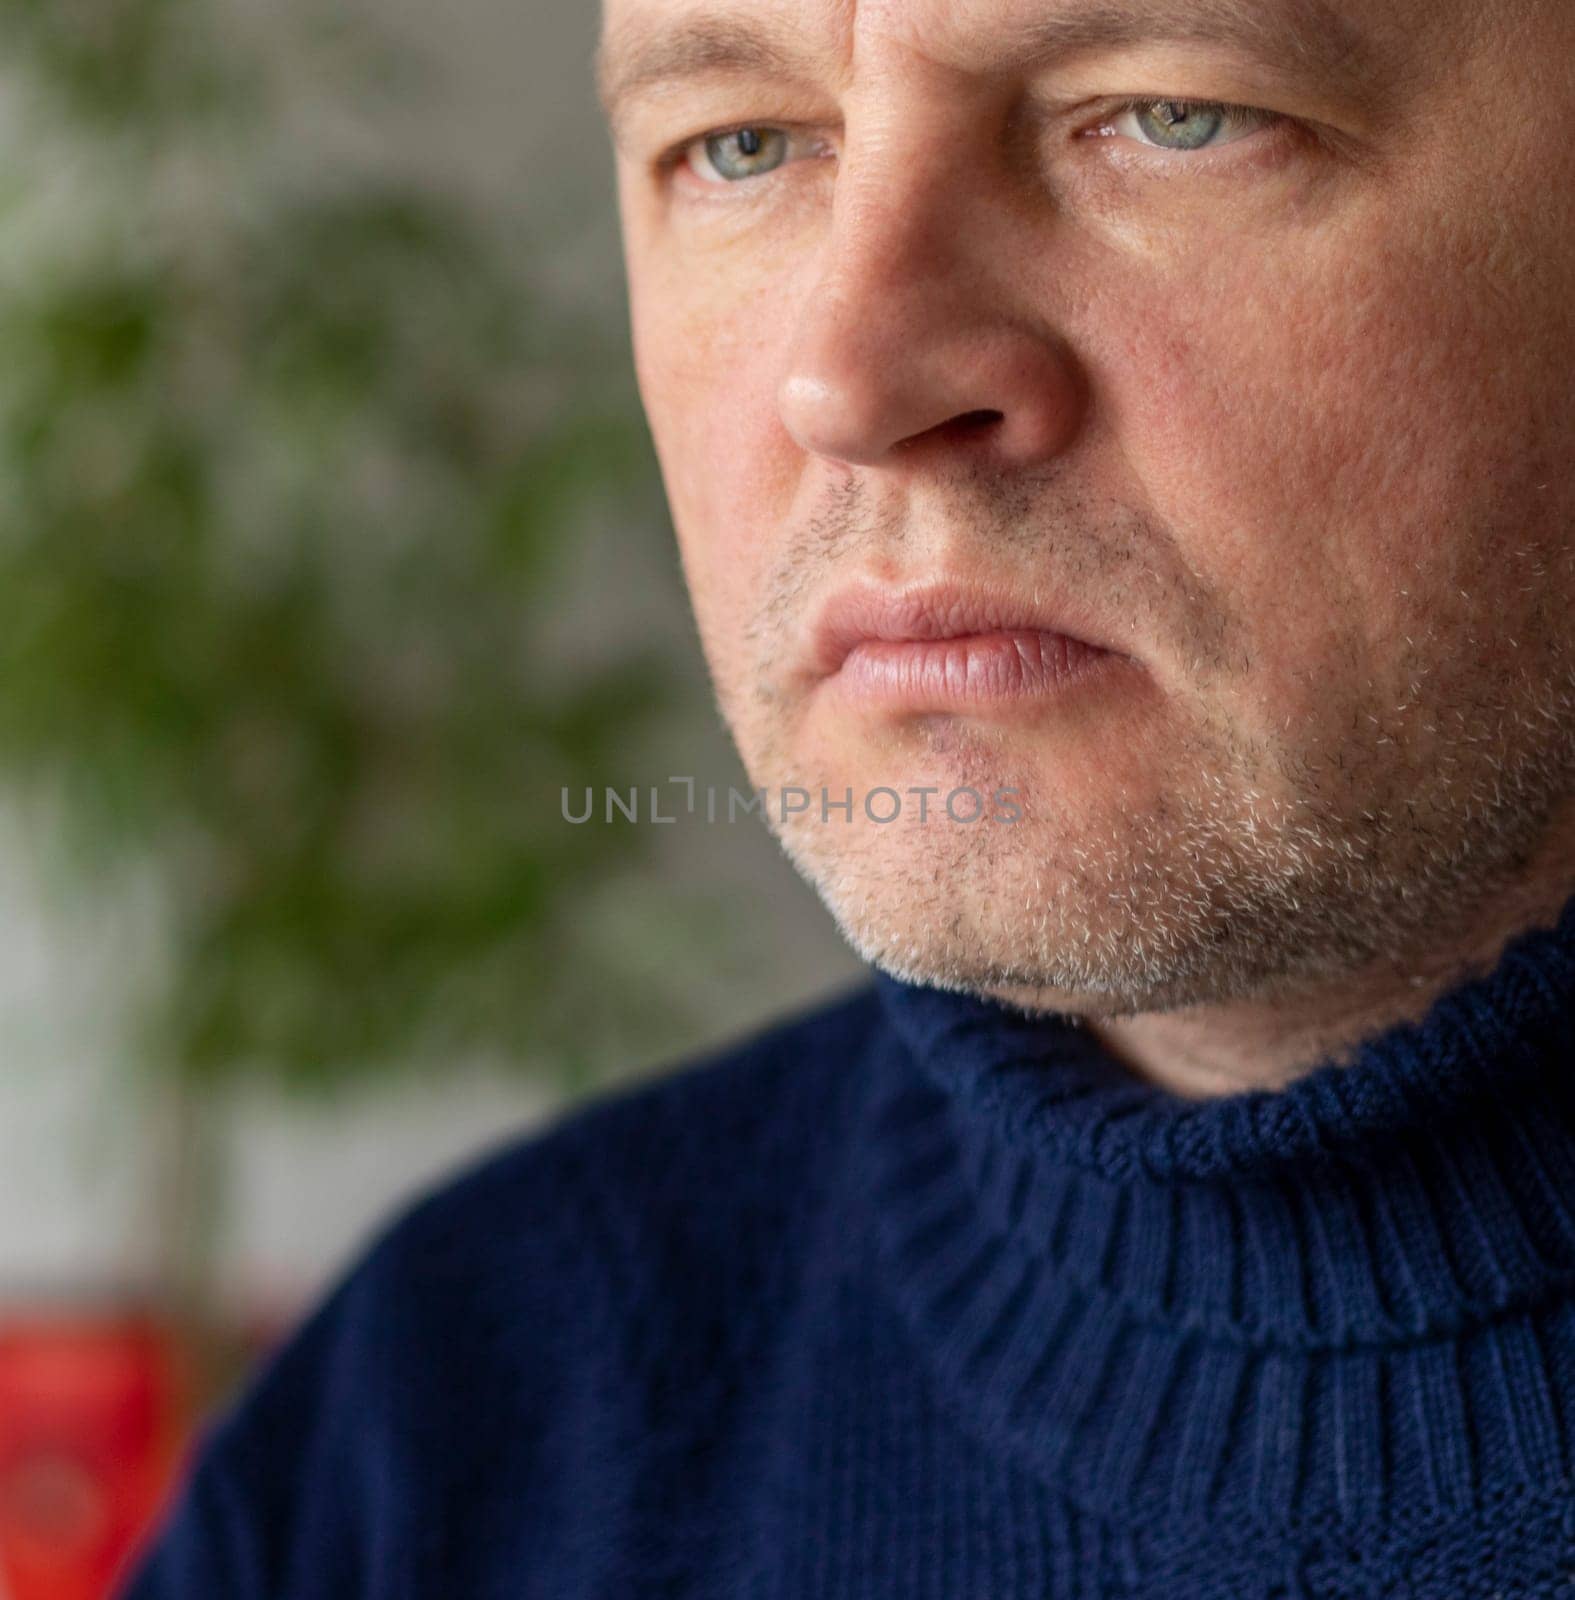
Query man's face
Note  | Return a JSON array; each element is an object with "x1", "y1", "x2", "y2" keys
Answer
[{"x1": 599, "y1": 0, "x2": 1575, "y2": 1019}]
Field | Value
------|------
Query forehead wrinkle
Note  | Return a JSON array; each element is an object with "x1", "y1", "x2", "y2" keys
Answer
[
  {"x1": 596, "y1": 8, "x2": 843, "y2": 134},
  {"x1": 1001, "y1": 0, "x2": 1369, "y2": 63},
  {"x1": 962, "y1": 0, "x2": 1390, "y2": 106},
  {"x1": 598, "y1": 0, "x2": 1394, "y2": 139}
]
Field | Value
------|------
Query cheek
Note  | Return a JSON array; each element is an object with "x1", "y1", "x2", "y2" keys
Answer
[
  {"x1": 1091, "y1": 203, "x2": 1575, "y2": 724},
  {"x1": 629, "y1": 257, "x2": 804, "y2": 666}
]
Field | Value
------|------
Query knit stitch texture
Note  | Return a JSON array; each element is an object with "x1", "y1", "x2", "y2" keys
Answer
[{"x1": 120, "y1": 898, "x2": 1575, "y2": 1597}]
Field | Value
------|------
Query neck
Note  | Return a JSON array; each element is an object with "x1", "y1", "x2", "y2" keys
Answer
[
  {"x1": 863, "y1": 905, "x2": 1575, "y2": 1530},
  {"x1": 983, "y1": 843, "x2": 1575, "y2": 1101}
]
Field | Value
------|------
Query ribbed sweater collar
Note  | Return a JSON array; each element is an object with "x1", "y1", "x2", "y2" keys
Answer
[{"x1": 859, "y1": 892, "x2": 1575, "y2": 1536}]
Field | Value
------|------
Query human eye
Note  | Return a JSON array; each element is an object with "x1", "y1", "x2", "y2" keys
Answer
[
  {"x1": 673, "y1": 124, "x2": 812, "y2": 186},
  {"x1": 1089, "y1": 97, "x2": 1281, "y2": 154}
]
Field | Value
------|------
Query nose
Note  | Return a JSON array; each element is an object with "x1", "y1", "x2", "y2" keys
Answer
[{"x1": 776, "y1": 149, "x2": 1086, "y2": 473}]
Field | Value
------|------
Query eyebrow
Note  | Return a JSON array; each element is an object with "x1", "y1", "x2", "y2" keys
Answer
[
  {"x1": 597, "y1": 14, "x2": 816, "y2": 137},
  {"x1": 1005, "y1": 0, "x2": 1377, "y2": 79},
  {"x1": 595, "y1": 0, "x2": 1387, "y2": 140}
]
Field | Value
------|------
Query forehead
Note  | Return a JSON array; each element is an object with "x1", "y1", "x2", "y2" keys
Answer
[{"x1": 597, "y1": 0, "x2": 1412, "y2": 137}]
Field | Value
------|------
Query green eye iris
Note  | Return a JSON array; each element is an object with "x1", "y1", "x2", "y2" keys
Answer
[
  {"x1": 701, "y1": 126, "x2": 789, "y2": 181},
  {"x1": 1132, "y1": 101, "x2": 1228, "y2": 151}
]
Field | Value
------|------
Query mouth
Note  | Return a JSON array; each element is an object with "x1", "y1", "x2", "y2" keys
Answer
[{"x1": 806, "y1": 578, "x2": 1130, "y2": 711}]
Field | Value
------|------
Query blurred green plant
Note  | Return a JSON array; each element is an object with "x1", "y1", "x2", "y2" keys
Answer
[{"x1": 0, "y1": 0, "x2": 691, "y2": 1140}]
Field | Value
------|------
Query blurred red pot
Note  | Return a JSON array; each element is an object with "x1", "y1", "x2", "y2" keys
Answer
[{"x1": 0, "y1": 1308, "x2": 192, "y2": 1600}]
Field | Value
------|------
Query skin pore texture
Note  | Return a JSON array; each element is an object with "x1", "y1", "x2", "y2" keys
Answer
[{"x1": 598, "y1": 0, "x2": 1575, "y2": 1098}]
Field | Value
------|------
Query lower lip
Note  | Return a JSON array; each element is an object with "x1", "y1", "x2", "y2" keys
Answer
[{"x1": 833, "y1": 630, "x2": 1122, "y2": 710}]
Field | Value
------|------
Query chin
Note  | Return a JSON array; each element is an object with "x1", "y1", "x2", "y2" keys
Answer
[{"x1": 771, "y1": 806, "x2": 1060, "y2": 987}]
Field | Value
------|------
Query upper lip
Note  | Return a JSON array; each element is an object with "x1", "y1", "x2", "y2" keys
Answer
[{"x1": 806, "y1": 578, "x2": 1119, "y2": 677}]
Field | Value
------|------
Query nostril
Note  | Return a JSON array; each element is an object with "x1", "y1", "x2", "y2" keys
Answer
[
  {"x1": 952, "y1": 408, "x2": 1003, "y2": 432},
  {"x1": 899, "y1": 409, "x2": 1002, "y2": 451}
]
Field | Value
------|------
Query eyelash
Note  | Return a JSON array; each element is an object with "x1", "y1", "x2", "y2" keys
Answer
[
  {"x1": 659, "y1": 98, "x2": 1288, "y2": 189},
  {"x1": 1094, "y1": 97, "x2": 1281, "y2": 150},
  {"x1": 656, "y1": 123, "x2": 811, "y2": 185}
]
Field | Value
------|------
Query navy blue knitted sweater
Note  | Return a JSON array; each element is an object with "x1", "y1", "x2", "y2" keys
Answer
[{"x1": 122, "y1": 899, "x2": 1575, "y2": 1598}]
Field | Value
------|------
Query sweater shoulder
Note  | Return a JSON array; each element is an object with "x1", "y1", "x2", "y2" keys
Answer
[
  {"x1": 393, "y1": 971, "x2": 883, "y2": 1254},
  {"x1": 296, "y1": 970, "x2": 888, "y2": 1385},
  {"x1": 122, "y1": 978, "x2": 887, "y2": 1598}
]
